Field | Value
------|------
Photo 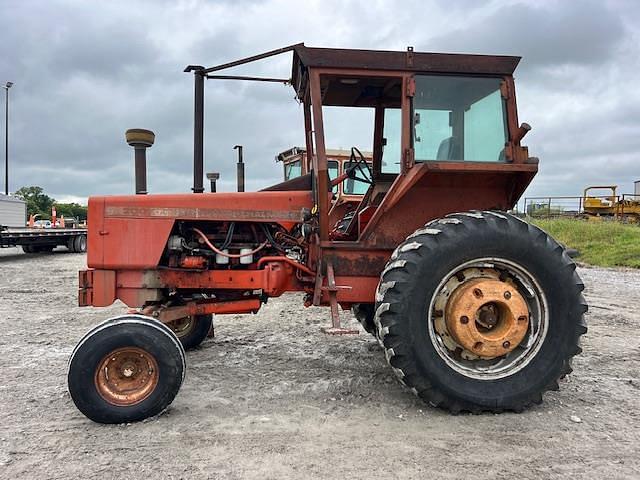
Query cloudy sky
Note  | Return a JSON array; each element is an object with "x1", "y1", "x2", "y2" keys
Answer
[{"x1": 1, "y1": 0, "x2": 638, "y2": 208}]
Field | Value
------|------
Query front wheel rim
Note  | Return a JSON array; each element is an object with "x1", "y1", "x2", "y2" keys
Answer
[
  {"x1": 428, "y1": 258, "x2": 548, "y2": 380},
  {"x1": 94, "y1": 347, "x2": 159, "y2": 406}
]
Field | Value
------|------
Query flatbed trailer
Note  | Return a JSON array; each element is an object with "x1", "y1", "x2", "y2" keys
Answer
[{"x1": 0, "y1": 226, "x2": 87, "y2": 253}]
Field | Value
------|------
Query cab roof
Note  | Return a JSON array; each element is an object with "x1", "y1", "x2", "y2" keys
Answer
[
  {"x1": 292, "y1": 45, "x2": 520, "y2": 75},
  {"x1": 291, "y1": 44, "x2": 520, "y2": 102},
  {"x1": 192, "y1": 43, "x2": 521, "y2": 104}
]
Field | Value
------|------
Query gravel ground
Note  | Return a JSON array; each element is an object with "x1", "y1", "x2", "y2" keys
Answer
[{"x1": 0, "y1": 247, "x2": 638, "y2": 479}]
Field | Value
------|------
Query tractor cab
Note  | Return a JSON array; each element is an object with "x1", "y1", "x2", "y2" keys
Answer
[
  {"x1": 275, "y1": 146, "x2": 373, "y2": 237},
  {"x1": 275, "y1": 146, "x2": 372, "y2": 197},
  {"x1": 286, "y1": 45, "x2": 536, "y2": 247}
]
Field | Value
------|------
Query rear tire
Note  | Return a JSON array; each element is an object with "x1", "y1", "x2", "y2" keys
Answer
[
  {"x1": 68, "y1": 315, "x2": 186, "y2": 423},
  {"x1": 67, "y1": 237, "x2": 77, "y2": 253},
  {"x1": 167, "y1": 314, "x2": 213, "y2": 350},
  {"x1": 375, "y1": 211, "x2": 587, "y2": 413}
]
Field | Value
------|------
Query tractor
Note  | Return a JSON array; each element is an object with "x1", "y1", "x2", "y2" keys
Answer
[
  {"x1": 68, "y1": 44, "x2": 587, "y2": 423},
  {"x1": 276, "y1": 146, "x2": 373, "y2": 238}
]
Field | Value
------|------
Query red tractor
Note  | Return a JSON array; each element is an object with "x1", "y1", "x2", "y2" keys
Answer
[{"x1": 68, "y1": 44, "x2": 587, "y2": 423}]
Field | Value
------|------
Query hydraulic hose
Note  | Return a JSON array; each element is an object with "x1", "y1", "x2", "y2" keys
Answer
[{"x1": 192, "y1": 227, "x2": 268, "y2": 258}]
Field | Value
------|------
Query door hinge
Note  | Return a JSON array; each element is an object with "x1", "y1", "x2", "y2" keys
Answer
[
  {"x1": 500, "y1": 80, "x2": 510, "y2": 99},
  {"x1": 406, "y1": 77, "x2": 415, "y2": 98},
  {"x1": 402, "y1": 148, "x2": 415, "y2": 171}
]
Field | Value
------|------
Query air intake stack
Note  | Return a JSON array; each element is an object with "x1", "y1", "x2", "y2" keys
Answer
[
  {"x1": 206, "y1": 172, "x2": 220, "y2": 193},
  {"x1": 125, "y1": 128, "x2": 155, "y2": 195}
]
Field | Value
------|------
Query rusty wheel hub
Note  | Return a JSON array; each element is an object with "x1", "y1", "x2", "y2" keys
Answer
[
  {"x1": 95, "y1": 347, "x2": 159, "y2": 406},
  {"x1": 429, "y1": 259, "x2": 548, "y2": 380},
  {"x1": 168, "y1": 316, "x2": 195, "y2": 338},
  {"x1": 445, "y1": 278, "x2": 529, "y2": 359}
]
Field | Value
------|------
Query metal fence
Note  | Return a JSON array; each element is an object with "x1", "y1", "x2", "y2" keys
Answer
[{"x1": 621, "y1": 193, "x2": 640, "y2": 205}]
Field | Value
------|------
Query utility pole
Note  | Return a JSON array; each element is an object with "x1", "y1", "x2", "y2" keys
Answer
[{"x1": 4, "y1": 82, "x2": 13, "y2": 195}]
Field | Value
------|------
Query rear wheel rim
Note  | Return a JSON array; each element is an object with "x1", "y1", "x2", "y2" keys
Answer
[
  {"x1": 94, "y1": 347, "x2": 159, "y2": 406},
  {"x1": 428, "y1": 258, "x2": 548, "y2": 380}
]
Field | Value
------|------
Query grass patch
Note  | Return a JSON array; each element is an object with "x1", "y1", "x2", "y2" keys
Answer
[{"x1": 531, "y1": 218, "x2": 640, "y2": 268}]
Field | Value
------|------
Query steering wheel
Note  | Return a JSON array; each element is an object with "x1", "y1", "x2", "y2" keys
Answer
[{"x1": 346, "y1": 147, "x2": 373, "y2": 185}]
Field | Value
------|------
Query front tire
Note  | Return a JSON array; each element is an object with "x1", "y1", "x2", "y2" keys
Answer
[
  {"x1": 167, "y1": 314, "x2": 213, "y2": 350},
  {"x1": 352, "y1": 304, "x2": 376, "y2": 336},
  {"x1": 375, "y1": 211, "x2": 587, "y2": 413},
  {"x1": 68, "y1": 315, "x2": 186, "y2": 423}
]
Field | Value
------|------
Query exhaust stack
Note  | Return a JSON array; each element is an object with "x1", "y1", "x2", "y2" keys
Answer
[
  {"x1": 234, "y1": 145, "x2": 244, "y2": 192},
  {"x1": 125, "y1": 128, "x2": 155, "y2": 194},
  {"x1": 187, "y1": 66, "x2": 206, "y2": 193}
]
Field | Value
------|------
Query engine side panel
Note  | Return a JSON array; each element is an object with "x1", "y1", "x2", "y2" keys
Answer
[{"x1": 88, "y1": 191, "x2": 313, "y2": 269}]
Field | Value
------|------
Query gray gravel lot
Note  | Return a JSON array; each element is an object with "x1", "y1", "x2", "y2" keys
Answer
[{"x1": 0, "y1": 247, "x2": 638, "y2": 479}]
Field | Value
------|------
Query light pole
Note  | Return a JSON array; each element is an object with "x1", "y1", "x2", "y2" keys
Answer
[{"x1": 4, "y1": 81, "x2": 13, "y2": 195}]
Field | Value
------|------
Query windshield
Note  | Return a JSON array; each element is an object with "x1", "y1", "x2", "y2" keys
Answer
[
  {"x1": 413, "y1": 76, "x2": 508, "y2": 162},
  {"x1": 381, "y1": 108, "x2": 402, "y2": 174},
  {"x1": 284, "y1": 159, "x2": 302, "y2": 180},
  {"x1": 328, "y1": 160, "x2": 339, "y2": 193},
  {"x1": 344, "y1": 161, "x2": 372, "y2": 195}
]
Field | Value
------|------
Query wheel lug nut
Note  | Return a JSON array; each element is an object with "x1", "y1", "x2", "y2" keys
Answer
[
  {"x1": 473, "y1": 288, "x2": 483, "y2": 298},
  {"x1": 460, "y1": 315, "x2": 469, "y2": 324},
  {"x1": 503, "y1": 341, "x2": 511, "y2": 348},
  {"x1": 473, "y1": 341, "x2": 483, "y2": 350},
  {"x1": 503, "y1": 291, "x2": 512, "y2": 299}
]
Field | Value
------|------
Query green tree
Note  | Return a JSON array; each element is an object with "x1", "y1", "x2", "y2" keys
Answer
[
  {"x1": 14, "y1": 186, "x2": 56, "y2": 218},
  {"x1": 56, "y1": 202, "x2": 88, "y2": 220}
]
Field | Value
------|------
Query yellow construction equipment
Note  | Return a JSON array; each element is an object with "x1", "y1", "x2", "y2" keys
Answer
[{"x1": 583, "y1": 185, "x2": 640, "y2": 221}]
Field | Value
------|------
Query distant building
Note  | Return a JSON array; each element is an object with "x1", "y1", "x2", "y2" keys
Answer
[
  {"x1": 635, "y1": 180, "x2": 640, "y2": 196},
  {"x1": 0, "y1": 194, "x2": 27, "y2": 227}
]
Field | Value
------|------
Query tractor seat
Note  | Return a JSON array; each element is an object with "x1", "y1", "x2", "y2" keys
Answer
[
  {"x1": 329, "y1": 180, "x2": 393, "y2": 240},
  {"x1": 436, "y1": 136, "x2": 461, "y2": 160}
]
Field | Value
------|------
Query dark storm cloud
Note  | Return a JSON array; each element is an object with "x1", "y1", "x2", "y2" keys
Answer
[
  {"x1": 428, "y1": 1, "x2": 626, "y2": 68},
  {"x1": 0, "y1": 0, "x2": 638, "y2": 203}
]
